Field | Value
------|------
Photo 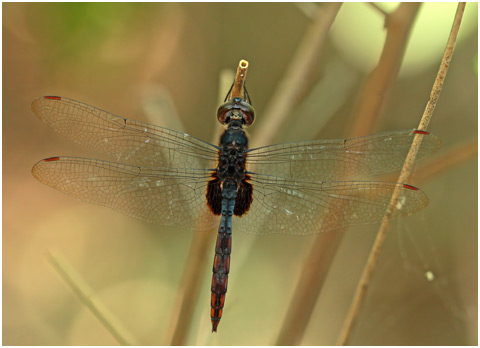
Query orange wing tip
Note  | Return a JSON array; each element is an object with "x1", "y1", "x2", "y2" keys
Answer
[
  {"x1": 413, "y1": 129, "x2": 430, "y2": 135},
  {"x1": 403, "y1": 184, "x2": 419, "y2": 191},
  {"x1": 44, "y1": 96, "x2": 62, "y2": 100},
  {"x1": 44, "y1": 157, "x2": 60, "y2": 162}
]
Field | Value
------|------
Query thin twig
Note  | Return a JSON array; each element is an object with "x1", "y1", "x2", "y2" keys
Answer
[
  {"x1": 167, "y1": 60, "x2": 249, "y2": 345},
  {"x1": 336, "y1": 3, "x2": 466, "y2": 345},
  {"x1": 45, "y1": 250, "x2": 139, "y2": 346},
  {"x1": 275, "y1": 3, "x2": 420, "y2": 346},
  {"x1": 251, "y1": 3, "x2": 342, "y2": 147},
  {"x1": 230, "y1": 60, "x2": 249, "y2": 100}
]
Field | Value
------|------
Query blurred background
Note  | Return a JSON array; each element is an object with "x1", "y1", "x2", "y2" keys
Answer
[{"x1": 3, "y1": 2, "x2": 477, "y2": 345}]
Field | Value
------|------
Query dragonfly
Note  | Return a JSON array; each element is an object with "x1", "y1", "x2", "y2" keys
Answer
[{"x1": 31, "y1": 66, "x2": 440, "y2": 332}]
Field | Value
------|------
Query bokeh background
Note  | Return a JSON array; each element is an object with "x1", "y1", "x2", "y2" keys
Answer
[{"x1": 3, "y1": 2, "x2": 477, "y2": 345}]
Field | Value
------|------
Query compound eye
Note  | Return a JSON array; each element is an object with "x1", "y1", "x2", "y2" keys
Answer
[
  {"x1": 217, "y1": 102, "x2": 234, "y2": 125},
  {"x1": 239, "y1": 101, "x2": 255, "y2": 126}
]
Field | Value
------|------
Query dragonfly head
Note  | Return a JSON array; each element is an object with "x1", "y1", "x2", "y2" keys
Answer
[{"x1": 217, "y1": 97, "x2": 255, "y2": 127}]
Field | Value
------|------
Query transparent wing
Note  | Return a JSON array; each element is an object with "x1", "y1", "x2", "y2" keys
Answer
[
  {"x1": 32, "y1": 156, "x2": 219, "y2": 230},
  {"x1": 247, "y1": 129, "x2": 441, "y2": 181},
  {"x1": 234, "y1": 174, "x2": 428, "y2": 235},
  {"x1": 32, "y1": 96, "x2": 219, "y2": 169}
]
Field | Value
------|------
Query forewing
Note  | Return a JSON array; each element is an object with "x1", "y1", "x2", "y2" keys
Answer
[
  {"x1": 234, "y1": 174, "x2": 428, "y2": 235},
  {"x1": 32, "y1": 156, "x2": 218, "y2": 230},
  {"x1": 247, "y1": 129, "x2": 440, "y2": 181},
  {"x1": 32, "y1": 96, "x2": 219, "y2": 169}
]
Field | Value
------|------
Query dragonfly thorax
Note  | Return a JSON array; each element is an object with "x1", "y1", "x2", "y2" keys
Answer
[
  {"x1": 206, "y1": 116, "x2": 252, "y2": 218},
  {"x1": 220, "y1": 127, "x2": 248, "y2": 148},
  {"x1": 217, "y1": 130, "x2": 248, "y2": 181}
]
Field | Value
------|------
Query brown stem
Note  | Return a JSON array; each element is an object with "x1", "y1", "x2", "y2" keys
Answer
[
  {"x1": 229, "y1": 60, "x2": 249, "y2": 100},
  {"x1": 167, "y1": 60, "x2": 249, "y2": 345},
  {"x1": 251, "y1": 3, "x2": 342, "y2": 147},
  {"x1": 275, "y1": 229, "x2": 344, "y2": 345},
  {"x1": 349, "y1": 3, "x2": 421, "y2": 136},
  {"x1": 167, "y1": 221, "x2": 216, "y2": 345},
  {"x1": 275, "y1": 3, "x2": 420, "y2": 346},
  {"x1": 336, "y1": 3, "x2": 466, "y2": 345}
]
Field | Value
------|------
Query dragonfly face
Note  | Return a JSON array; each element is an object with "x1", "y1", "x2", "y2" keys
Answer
[
  {"x1": 217, "y1": 97, "x2": 255, "y2": 126},
  {"x1": 31, "y1": 76, "x2": 440, "y2": 332}
]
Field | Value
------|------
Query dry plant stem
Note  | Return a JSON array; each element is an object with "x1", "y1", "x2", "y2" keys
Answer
[
  {"x1": 275, "y1": 4, "x2": 420, "y2": 346},
  {"x1": 252, "y1": 3, "x2": 342, "y2": 147},
  {"x1": 230, "y1": 60, "x2": 249, "y2": 100},
  {"x1": 275, "y1": 139, "x2": 476, "y2": 346},
  {"x1": 350, "y1": 3, "x2": 421, "y2": 136},
  {"x1": 275, "y1": 230, "x2": 343, "y2": 345},
  {"x1": 167, "y1": 60, "x2": 249, "y2": 345},
  {"x1": 168, "y1": 221, "x2": 216, "y2": 345},
  {"x1": 336, "y1": 3, "x2": 466, "y2": 345},
  {"x1": 45, "y1": 250, "x2": 139, "y2": 346},
  {"x1": 264, "y1": 7, "x2": 340, "y2": 342}
]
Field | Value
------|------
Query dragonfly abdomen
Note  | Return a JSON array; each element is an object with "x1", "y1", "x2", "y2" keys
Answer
[{"x1": 210, "y1": 180, "x2": 236, "y2": 332}]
